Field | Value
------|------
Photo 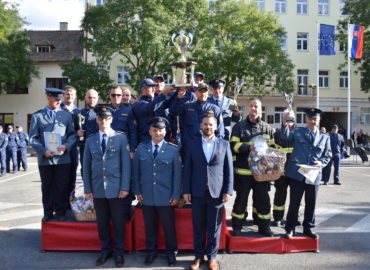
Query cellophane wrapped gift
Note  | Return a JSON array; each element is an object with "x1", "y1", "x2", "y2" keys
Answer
[
  {"x1": 248, "y1": 136, "x2": 287, "y2": 182},
  {"x1": 70, "y1": 192, "x2": 96, "y2": 221}
]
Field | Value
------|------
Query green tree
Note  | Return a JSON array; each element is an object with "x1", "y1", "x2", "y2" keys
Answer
[
  {"x1": 338, "y1": 0, "x2": 370, "y2": 94},
  {"x1": 81, "y1": 0, "x2": 209, "y2": 91},
  {"x1": 60, "y1": 58, "x2": 114, "y2": 101},
  {"x1": 194, "y1": 0, "x2": 294, "y2": 97},
  {"x1": 0, "y1": 1, "x2": 38, "y2": 93}
]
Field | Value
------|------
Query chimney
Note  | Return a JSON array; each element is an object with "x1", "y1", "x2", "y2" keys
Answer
[{"x1": 59, "y1": 22, "x2": 68, "y2": 31}]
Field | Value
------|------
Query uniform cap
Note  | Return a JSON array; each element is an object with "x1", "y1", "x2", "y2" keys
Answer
[
  {"x1": 195, "y1": 83, "x2": 209, "y2": 92},
  {"x1": 209, "y1": 79, "x2": 226, "y2": 89},
  {"x1": 194, "y1": 72, "x2": 204, "y2": 79},
  {"x1": 153, "y1": 75, "x2": 164, "y2": 82},
  {"x1": 139, "y1": 78, "x2": 158, "y2": 89},
  {"x1": 148, "y1": 117, "x2": 169, "y2": 129},
  {"x1": 94, "y1": 105, "x2": 114, "y2": 117},
  {"x1": 7, "y1": 125, "x2": 13, "y2": 129},
  {"x1": 304, "y1": 108, "x2": 322, "y2": 118},
  {"x1": 332, "y1": 124, "x2": 338, "y2": 129},
  {"x1": 45, "y1": 88, "x2": 64, "y2": 100}
]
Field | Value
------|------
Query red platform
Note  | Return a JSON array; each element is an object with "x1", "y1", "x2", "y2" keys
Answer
[
  {"x1": 133, "y1": 208, "x2": 227, "y2": 250},
  {"x1": 41, "y1": 221, "x2": 133, "y2": 251},
  {"x1": 226, "y1": 229, "x2": 319, "y2": 253}
]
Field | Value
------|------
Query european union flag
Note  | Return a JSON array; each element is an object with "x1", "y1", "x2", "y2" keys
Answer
[{"x1": 320, "y1": 24, "x2": 335, "y2": 55}]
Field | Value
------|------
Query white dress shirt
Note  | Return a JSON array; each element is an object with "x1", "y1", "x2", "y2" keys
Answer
[
  {"x1": 151, "y1": 139, "x2": 164, "y2": 152},
  {"x1": 202, "y1": 136, "x2": 216, "y2": 163},
  {"x1": 99, "y1": 128, "x2": 113, "y2": 150}
]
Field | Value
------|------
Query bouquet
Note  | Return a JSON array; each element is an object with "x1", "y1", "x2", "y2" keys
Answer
[{"x1": 70, "y1": 192, "x2": 96, "y2": 221}]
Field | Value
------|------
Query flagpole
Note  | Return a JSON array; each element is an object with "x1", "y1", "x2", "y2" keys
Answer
[
  {"x1": 347, "y1": 23, "x2": 351, "y2": 140},
  {"x1": 316, "y1": 21, "x2": 320, "y2": 108}
]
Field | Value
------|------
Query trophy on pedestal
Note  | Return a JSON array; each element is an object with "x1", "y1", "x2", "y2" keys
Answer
[
  {"x1": 170, "y1": 30, "x2": 197, "y2": 87},
  {"x1": 284, "y1": 92, "x2": 295, "y2": 123}
]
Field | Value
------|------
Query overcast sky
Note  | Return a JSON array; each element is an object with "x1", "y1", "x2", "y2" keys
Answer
[{"x1": 8, "y1": 0, "x2": 85, "y2": 30}]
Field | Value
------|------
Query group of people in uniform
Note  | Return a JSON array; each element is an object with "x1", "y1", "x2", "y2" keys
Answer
[
  {"x1": 28, "y1": 72, "x2": 334, "y2": 269},
  {"x1": 0, "y1": 124, "x2": 29, "y2": 176}
]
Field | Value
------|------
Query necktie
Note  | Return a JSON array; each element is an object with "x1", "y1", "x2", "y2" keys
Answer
[
  {"x1": 153, "y1": 144, "x2": 159, "y2": 159},
  {"x1": 310, "y1": 131, "x2": 315, "y2": 143},
  {"x1": 49, "y1": 110, "x2": 55, "y2": 121},
  {"x1": 101, "y1": 134, "x2": 107, "y2": 154}
]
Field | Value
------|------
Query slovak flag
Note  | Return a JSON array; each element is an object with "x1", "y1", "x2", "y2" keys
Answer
[{"x1": 348, "y1": 24, "x2": 365, "y2": 59}]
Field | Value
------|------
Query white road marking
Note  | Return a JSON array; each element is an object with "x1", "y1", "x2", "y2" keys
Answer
[
  {"x1": 345, "y1": 214, "x2": 370, "y2": 233},
  {"x1": 0, "y1": 209, "x2": 43, "y2": 222},
  {"x1": 0, "y1": 171, "x2": 38, "y2": 184}
]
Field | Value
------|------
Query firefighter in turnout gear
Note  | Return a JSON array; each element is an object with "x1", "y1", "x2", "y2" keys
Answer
[
  {"x1": 230, "y1": 98, "x2": 274, "y2": 237},
  {"x1": 272, "y1": 109, "x2": 295, "y2": 226}
]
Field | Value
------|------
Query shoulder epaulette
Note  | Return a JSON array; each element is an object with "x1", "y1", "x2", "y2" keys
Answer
[{"x1": 168, "y1": 142, "x2": 179, "y2": 147}]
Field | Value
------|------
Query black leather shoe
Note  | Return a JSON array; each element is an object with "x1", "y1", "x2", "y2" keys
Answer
[
  {"x1": 115, "y1": 255, "x2": 124, "y2": 267},
  {"x1": 258, "y1": 227, "x2": 274, "y2": 237},
  {"x1": 144, "y1": 254, "x2": 157, "y2": 265},
  {"x1": 95, "y1": 252, "x2": 112, "y2": 266},
  {"x1": 41, "y1": 215, "x2": 53, "y2": 222},
  {"x1": 296, "y1": 220, "x2": 302, "y2": 226},
  {"x1": 322, "y1": 182, "x2": 328, "y2": 185},
  {"x1": 168, "y1": 256, "x2": 177, "y2": 267},
  {"x1": 303, "y1": 228, "x2": 319, "y2": 239},
  {"x1": 272, "y1": 220, "x2": 282, "y2": 227},
  {"x1": 334, "y1": 182, "x2": 341, "y2": 185},
  {"x1": 285, "y1": 230, "x2": 294, "y2": 239}
]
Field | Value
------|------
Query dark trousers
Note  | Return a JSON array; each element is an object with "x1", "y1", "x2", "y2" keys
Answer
[
  {"x1": 0, "y1": 150, "x2": 6, "y2": 175},
  {"x1": 38, "y1": 164, "x2": 70, "y2": 217},
  {"x1": 273, "y1": 176, "x2": 289, "y2": 221},
  {"x1": 322, "y1": 155, "x2": 340, "y2": 183},
  {"x1": 79, "y1": 144, "x2": 85, "y2": 175},
  {"x1": 192, "y1": 190, "x2": 224, "y2": 260},
  {"x1": 142, "y1": 205, "x2": 178, "y2": 258},
  {"x1": 68, "y1": 145, "x2": 79, "y2": 195},
  {"x1": 94, "y1": 198, "x2": 126, "y2": 256},
  {"x1": 285, "y1": 178, "x2": 318, "y2": 231},
  {"x1": 232, "y1": 175, "x2": 271, "y2": 229},
  {"x1": 6, "y1": 147, "x2": 18, "y2": 172},
  {"x1": 17, "y1": 147, "x2": 28, "y2": 170}
]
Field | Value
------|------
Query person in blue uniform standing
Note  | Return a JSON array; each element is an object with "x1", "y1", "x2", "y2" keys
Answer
[
  {"x1": 132, "y1": 78, "x2": 175, "y2": 144},
  {"x1": 15, "y1": 125, "x2": 29, "y2": 171},
  {"x1": 283, "y1": 108, "x2": 332, "y2": 239},
  {"x1": 78, "y1": 89, "x2": 99, "y2": 173},
  {"x1": 322, "y1": 124, "x2": 345, "y2": 185},
  {"x1": 183, "y1": 114, "x2": 233, "y2": 270},
  {"x1": 170, "y1": 83, "x2": 224, "y2": 158},
  {"x1": 133, "y1": 117, "x2": 181, "y2": 267},
  {"x1": 60, "y1": 85, "x2": 80, "y2": 195},
  {"x1": 0, "y1": 125, "x2": 8, "y2": 176},
  {"x1": 83, "y1": 105, "x2": 131, "y2": 268},
  {"x1": 29, "y1": 88, "x2": 77, "y2": 222},
  {"x1": 109, "y1": 85, "x2": 137, "y2": 159},
  {"x1": 6, "y1": 125, "x2": 19, "y2": 173},
  {"x1": 207, "y1": 79, "x2": 241, "y2": 140}
]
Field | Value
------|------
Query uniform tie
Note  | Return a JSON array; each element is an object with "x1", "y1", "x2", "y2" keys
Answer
[
  {"x1": 101, "y1": 134, "x2": 107, "y2": 154},
  {"x1": 49, "y1": 110, "x2": 55, "y2": 121},
  {"x1": 310, "y1": 131, "x2": 315, "y2": 143},
  {"x1": 153, "y1": 144, "x2": 159, "y2": 159}
]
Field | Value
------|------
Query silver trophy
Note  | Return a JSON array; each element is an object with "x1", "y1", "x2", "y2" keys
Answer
[
  {"x1": 230, "y1": 78, "x2": 244, "y2": 110},
  {"x1": 284, "y1": 92, "x2": 294, "y2": 111},
  {"x1": 170, "y1": 30, "x2": 197, "y2": 87},
  {"x1": 76, "y1": 113, "x2": 86, "y2": 142}
]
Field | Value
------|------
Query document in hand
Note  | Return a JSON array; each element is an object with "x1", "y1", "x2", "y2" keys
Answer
[{"x1": 297, "y1": 164, "x2": 321, "y2": 185}]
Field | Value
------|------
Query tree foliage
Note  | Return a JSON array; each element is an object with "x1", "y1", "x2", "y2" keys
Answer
[
  {"x1": 60, "y1": 58, "x2": 114, "y2": 101},
  {"x1": 79, "y1": 0, "x2": 294, "y2": 97},
  {"x1": 338, "y1": 0, "x2": 370, "y2": 94},
  {"x1": 0, "y1": 1, "x2": 38, "y2": 93}
]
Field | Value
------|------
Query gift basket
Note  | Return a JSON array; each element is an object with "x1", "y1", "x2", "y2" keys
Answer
[
  {"x1": 70, "y1": 192, "x2": 96, "y2": 221},
  {"x1": 248, "y1": 135, "x2": 287, "y2": 182}
]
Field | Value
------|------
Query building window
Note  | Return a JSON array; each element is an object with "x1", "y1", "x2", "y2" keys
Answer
[
  {"x1": 297, "y1": 33, "x2": 308, "y2": 51},
  {"x1": 275, "y1": 0, "x2": 286, "y2": 14},
  {"x1": 96, "y1": 0, "x2": 107, "y2": 5},
  {"x1": 296, "y1": 107, "x2": 308, "y2": 124},
  {"x1": 274, "y1": 107, "x2": 285, "y2": 124},
  {"x1": 255, "y1": 0, "x2": 265, "y2": 12},
  {"x1": 3, "y1": 84, "x2": 28, "y2": 94},
  {"x1": 117, "y1": 67, "x2": 129, "y2": 85},
  {"x1": 297, "y1": 0, "x2": 308, "y2": 14},
  {"x1": 281, "y1": 34, "x2": 287, "y2": 50},
  {"x1": 261, "y1": 106, "x2": 266, "y2": 122},
  {"x1": 339, "y1": 0, "x2": 347, "y2": 15},
  {"x1": 339, "y1": 71, "x2": 348, "y2": 88},
  {"x1": 297, "y1": 70, "x2": 308, "y2": 95},
  {"x1": 319, "y1": 71, "x2": 329, "y2": 88},
  {"x1": 339, "y1": 42, "x2": 346, "y2": 52},
  {"x1": 36, "y1": 46, "x2": 51, "y2": 53},
  {"x1": 361, "y1": 108, "x2": 370, "y2": 125},
  {"x1": 46, "y1": 78, "x2": 69, "y2": 89},
  {"x1": 318, "y1": 0, "x2": 329, "y2": 15},
  {"x1": 0, "y1": 113, "x2": 14, "y2": 130}
]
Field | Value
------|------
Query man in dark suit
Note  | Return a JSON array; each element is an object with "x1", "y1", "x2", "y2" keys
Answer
[
  {"x1": 83, "y1": 106, "x2": 131, "y2": 267},
  {"x1": 183, "y1": 113, "x2": 233, "y2": 270},
  {"x1": 133, "y1": 117, "x2": 181, "y2": 267}
]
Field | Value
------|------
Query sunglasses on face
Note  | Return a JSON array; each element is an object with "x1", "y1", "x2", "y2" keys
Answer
[{"x1": 111, "y1": 94, "x2": 122, "y2": 97}]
